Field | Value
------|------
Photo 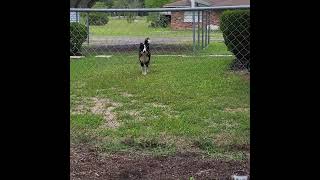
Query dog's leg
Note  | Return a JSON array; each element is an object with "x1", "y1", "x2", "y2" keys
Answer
[
  {"x1": 143, "y1": 65, "x2": 147, "y2": 75},
  {"x1": 140, "y1": 62, "x2": 145, "y2": 75},
  {"x1": 141, "y1": 64, "x2": 146, "y2": 75},
  {"x1": 146, "y1": 61, "x2": 150, "y2": 73}
]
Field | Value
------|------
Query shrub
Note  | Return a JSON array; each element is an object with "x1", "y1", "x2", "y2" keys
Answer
[
  {"x1": 89, "y1": 12, "x2": 109, "y2": 26},
  {"x1": 149, "y1": 14, "x2": 170, "y2": 28},
  {"x1": 86, "y1": 1, "x2": 110, "y2": 25},
  {"x1": 220, "y1": 10, "x2": 250, "y2": 70},
  {"x1": 92, "y1": 1, "x2": 109, "y2": 8},
  {"x1": 125, "y1": 13, "x2": 136, "y2": 23},
  {"x1": 70, "y1": 22, "x2": 88, "y2": 55}
]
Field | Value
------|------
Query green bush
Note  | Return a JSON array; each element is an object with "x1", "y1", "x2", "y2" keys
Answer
[
  {"x1": 89, "y1": 12, "x2": 109, "y2": 26},
  {"x1": 92, "y1": 1, "x2": 109, "y2": 8},
  {"x1": 125, "y1": 13, "x2": 136, "y2": 23},
  {"x1": 220, "y1": 10, "x2": 250, "y2": 70},
  {"x1": 149, "y1": 14, "x2": 170, "y2": 28},
  {"x1": 70, "y1": 22, "x2": 88, "y2": 55}
]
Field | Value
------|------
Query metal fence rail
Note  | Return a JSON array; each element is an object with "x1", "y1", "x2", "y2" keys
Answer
[{"x1": 70, "y1": 5, "x2": 250, "y2": 12}]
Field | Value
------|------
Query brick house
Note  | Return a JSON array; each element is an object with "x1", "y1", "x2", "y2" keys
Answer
[{"x1": 163, "y1": 0, "x2": 250, "y2": 30}]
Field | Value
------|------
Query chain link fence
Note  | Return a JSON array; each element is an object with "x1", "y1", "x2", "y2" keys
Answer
[{"x1": 70, "y1": 6, "x2": 250, "y2": 70}]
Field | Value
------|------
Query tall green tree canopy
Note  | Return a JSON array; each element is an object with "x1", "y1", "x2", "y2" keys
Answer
[
  {"x1": 70, "y1": 0, "x2": 98, "y2": 8},
  {"x1": 113, "y1": 0, "x2": 144, "y2": 8},
  {"x1": 144, "y1": 0, "x2": 174, "y2": 8}
]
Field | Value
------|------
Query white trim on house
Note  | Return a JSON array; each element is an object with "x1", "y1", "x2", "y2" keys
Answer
[
  {"x1": 191, "y1": 0, "x2": 195, "y2": 7},
  {"x1": 195, "y1": 0, "x2": 211, "y2": 6},
  {"x1": 160, "y1": 11, "x2": 172, "y2": 15},
  {"x1": 163, "y1": 5, "x2": 190, "y2": 8},
  {"x1": 184, "y1": 11, "x2": 202, "y2": 22}
]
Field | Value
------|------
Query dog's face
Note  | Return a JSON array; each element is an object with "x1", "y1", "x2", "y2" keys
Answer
[{"x1": 145, "y1": 38, "x2": 151, "y2": 45}]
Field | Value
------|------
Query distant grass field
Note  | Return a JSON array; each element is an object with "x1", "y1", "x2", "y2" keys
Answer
[
  {"x1": 70, "y1": 53, "x2": 250, "y2": 160},
  {"x1": 84, "y1": 17, "x2": 223, "y2": 39}
]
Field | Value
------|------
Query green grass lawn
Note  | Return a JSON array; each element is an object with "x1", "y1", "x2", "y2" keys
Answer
[
  {"x1": 70, "y1": 55, "x2": 250, "y2": 160},
  {"x1": 87, "y1": 17, "x2": 223, "y2": 39},
  {"x1": 197, "y1": 41, "x2": 233, "y2": 55}
]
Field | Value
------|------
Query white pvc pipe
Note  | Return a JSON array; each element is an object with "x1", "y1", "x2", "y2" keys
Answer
[{"x1": 191, "y1": 0, "x2": 195, "y2": 8}]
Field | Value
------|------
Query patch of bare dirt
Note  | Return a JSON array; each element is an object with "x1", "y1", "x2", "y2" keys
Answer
[
  {"x1": 91, "y1": 98, "x2": 121, "y2": 128},
  {"x1": 120, "y1": 92, "x2": 134, "y2": 97},
  {"x1": 149, "y1": 103, "x2": 167, "y2": 108},
  {"x1": 70, "y1": 144, "x2": 250, "y2": 180},
  {"x1": 213, "y1": 133, "x2": 234, "y2": 147},
  {"x1": 71, "y1": 97, "x2": 122, "y2": 129},
  {"x1": 125, "y1": 110, "x2": 144, "y2": 120},
  {"x1": 233, "y1": 70, "x2": 250, "y2": 81},
  {"x1": 147, "y1": 103, "x2": 179, "y2": 119},
  {"x1": 126, "y1": 110, "x2": 141, "y2": 117},
  {"x1": 243, "y1": 73, "x2": 250, "y2": 81},
  {"x1": 228, "y1": 144, "x2": 250, "y2": 152},
  {"x1": 224, "y1": 107, "x2": 249, "y2": 113}
]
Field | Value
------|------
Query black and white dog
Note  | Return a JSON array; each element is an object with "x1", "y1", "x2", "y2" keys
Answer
[{"x1": 139, "y1": 38, "x2": 151, "y2": 75}]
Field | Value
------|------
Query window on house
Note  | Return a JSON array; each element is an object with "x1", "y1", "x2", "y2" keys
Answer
[{"x1": 184, "y1": 11, "x2": 202, "y2": 22}]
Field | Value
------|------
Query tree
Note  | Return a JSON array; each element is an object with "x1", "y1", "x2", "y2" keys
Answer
[
  {"x1": 113, "y1": 0, "x2": 144, "y2": 23},
  {"x1": 113, "y1": 0, "x2": 143, "y2": 8},
  {"x1": 70, "y1": 0, "x2": 98, "y2": 8},
  {"x1": 99, "y1": 0, "x2": 114, "y2": 8},
  {"x1": 144, "y1": 0, "x2": 174, "y2": 27},
  {"x1": 144, "y1": 0, "x2": 173, "y2": 8}
]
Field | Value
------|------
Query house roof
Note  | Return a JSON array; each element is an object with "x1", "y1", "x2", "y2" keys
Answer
[
  {"x1": 207, "y1": 0, "x2": 250, "y2": 6},
  {"x1": 163, "y1": 0, "x2": 250, "y2": 7}
]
